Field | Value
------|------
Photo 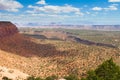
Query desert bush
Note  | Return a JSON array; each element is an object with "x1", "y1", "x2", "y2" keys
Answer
[
  {"x1": 27, "y1": 76, "x2": 44, "y2": 80},
  {"x1": 2, "y1": 76, "x2": 12, "y2": 80},
  {"x1": 27, "y1": 76, "x2": 35, "y2": 80},
  {"x1": 64, "y1": 74, "x2": 79, "y2": 80}
]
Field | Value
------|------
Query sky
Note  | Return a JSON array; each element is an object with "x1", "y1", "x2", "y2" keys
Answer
[{"x1": 0, "y1": 0, "x2": 120, "y2": 26}]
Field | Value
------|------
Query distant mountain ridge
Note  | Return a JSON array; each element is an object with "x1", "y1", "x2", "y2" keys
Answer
[
  {"x1": 16, "y1": 22, "x2": 120, "y2": 31},
  {"x1": 91, "y1": 25, "x2": 120, "y2": 31}
]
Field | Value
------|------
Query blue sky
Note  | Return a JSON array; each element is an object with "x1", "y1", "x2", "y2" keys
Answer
[{"x1": 0, "y1": 0, "x2": 120, "y2": 26}]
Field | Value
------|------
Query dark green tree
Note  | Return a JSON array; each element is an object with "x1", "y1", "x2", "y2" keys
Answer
[
  {"x1": 81, "y1": 58, "x2": 120, "y2": 80},
  {"x1": 81, "y1": 70, "x2": 103, "y2": 80},
  {"x1": 95, "y1": 58, "x2": 120, "y2": 80}
]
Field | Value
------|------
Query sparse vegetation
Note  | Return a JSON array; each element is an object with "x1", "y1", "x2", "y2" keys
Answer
[
  {"x1": 64, "y1": 74, "x2": 79, "y2": 80},
  {"x1": 27, "y1": 75, "x2": 57, "y2": 80},
  {"x1": 0, "y1": 33, "x2": 120, "y2": 78},
  {"x1": 26, "y1": 58, "x2": 120, "y2": 80},
  {"x1": 27, "y1": 76, "x2": 44, "y2": 80}
]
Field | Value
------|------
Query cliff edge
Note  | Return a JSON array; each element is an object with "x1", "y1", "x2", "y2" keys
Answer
[{"x1": 0, "y1": 21, "x2": 18, "y2": 38}]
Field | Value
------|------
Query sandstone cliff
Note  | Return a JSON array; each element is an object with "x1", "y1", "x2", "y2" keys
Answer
[{"x1": 0, "y1": 21, "x2": 18, "y2": 38}]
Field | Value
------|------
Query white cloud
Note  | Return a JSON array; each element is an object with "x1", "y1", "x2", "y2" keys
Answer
[
  {"x1": 27, "y1": 4, "x2": 83, "y2": 16},
  {"x1": 86, "y1": 11, "x2": 90, "y2": 14},
  {"x1": 109, "y1": 0, "x2": 120, "y2": 2},
  {"x1": 92, "y1": 7, "x2": 103, "y2": 11},
  {"x1": 0, "y1": 0, "x2": 23, "y2": 12},
  {"x1": 36, "y1": 0, "x2": 46, "y2": 5},
  {"x1": 104, "y1": 4, "x2": 118, "y2": 10},
  {"x1": 92, "y1": 4, "x2": 118, "y2": 11}
]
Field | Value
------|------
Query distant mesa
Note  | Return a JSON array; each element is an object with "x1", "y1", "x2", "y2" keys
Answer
[
  {"x1": 0, "y1": 21, "x2": 18, "y2": 38},
  {"x1": 67, "y1": 36, "x2": 116, "y2": 48}
]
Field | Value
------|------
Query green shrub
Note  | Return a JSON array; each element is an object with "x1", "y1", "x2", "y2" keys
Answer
[
  {"x1": 2, "y1": 77, "x2": 12, "y2": 80},
  {"x1": 35, "y1": 77, "x2": 44, "y2": 80},
  {"x1": 64, "y1": 74, "x2": 79, "y2": 80},
  {"x1": 45, "y1": 75, "x2": 58, "y2": 80},
  {"x1": 27, "y1": 76, "x2": 35, "y2": 80},
  {"x1": 27, "y1": 76, "x2": 43, "y2": 80}
]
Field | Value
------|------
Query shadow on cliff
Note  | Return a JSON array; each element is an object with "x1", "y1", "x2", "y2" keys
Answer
[{"x1": 0, "y1": 34, "x2": 68, "y2": 57}]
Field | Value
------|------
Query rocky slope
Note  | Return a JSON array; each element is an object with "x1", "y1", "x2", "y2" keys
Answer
[{"x1": 0, "y1": 21, "x2": 30, "y2": 79}]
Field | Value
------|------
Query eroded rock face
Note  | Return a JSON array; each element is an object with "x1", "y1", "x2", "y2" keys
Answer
[{"x1": 0, "y1": 21, "x2": 18, "y2": 37}]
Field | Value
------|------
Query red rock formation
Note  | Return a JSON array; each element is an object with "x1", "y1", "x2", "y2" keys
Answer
[{"x1": 0, "y1": 21, "x2": 18, "y2": 38}]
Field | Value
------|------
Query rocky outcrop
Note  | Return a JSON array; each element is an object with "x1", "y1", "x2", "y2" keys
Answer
[
  {"x1": 0, "y1": 66, "x2": 29, "y2": 80},
  {"x1": 0, "y1": 21, "x2": 18, "y2": 38}
]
